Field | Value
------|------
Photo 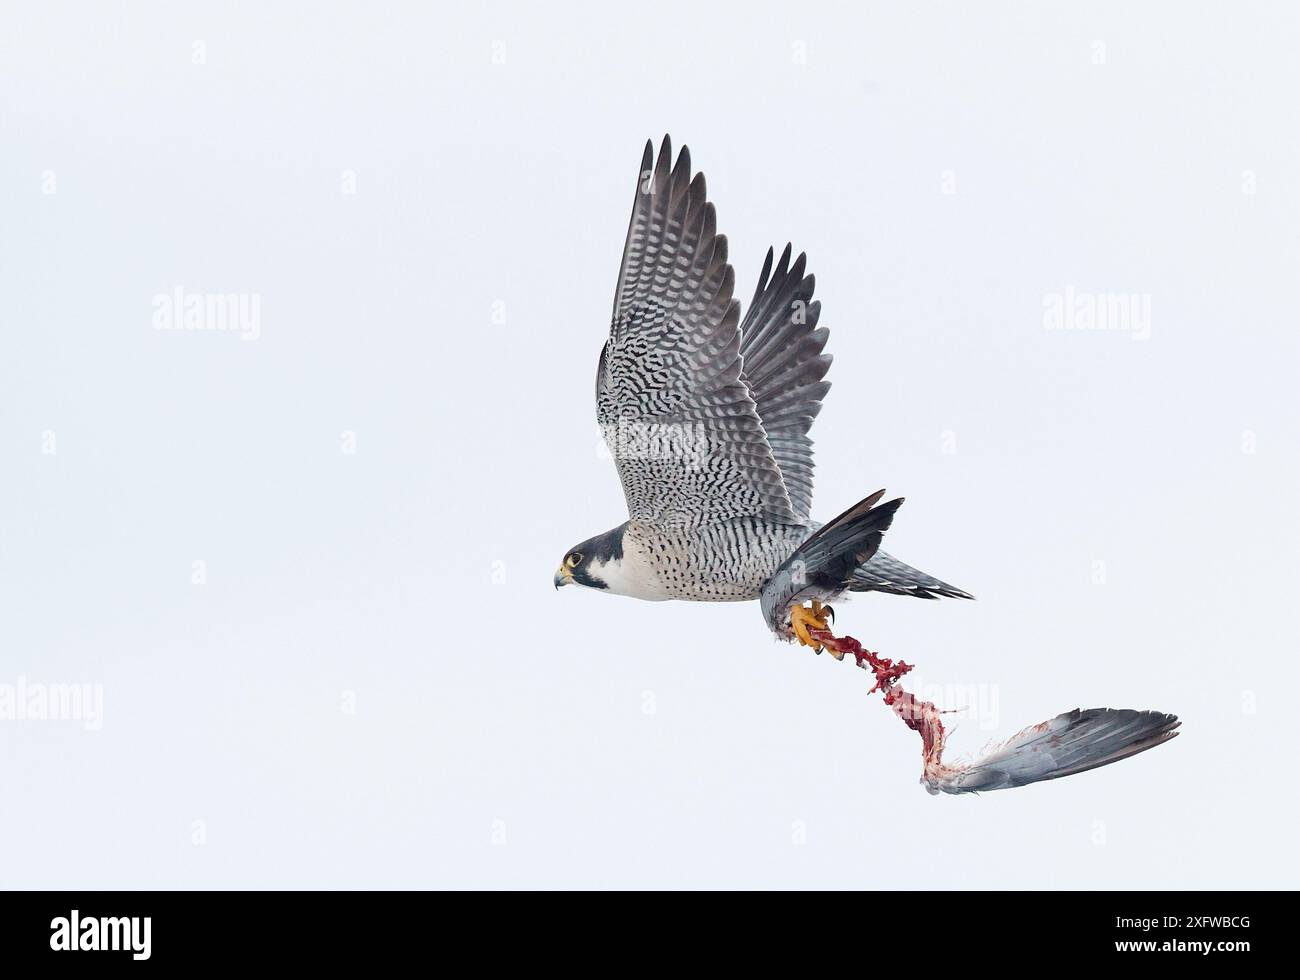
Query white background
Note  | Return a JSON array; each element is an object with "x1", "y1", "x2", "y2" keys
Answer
[{"x1": 3, "y1": 1, "x2": 1297, "y2": 888}]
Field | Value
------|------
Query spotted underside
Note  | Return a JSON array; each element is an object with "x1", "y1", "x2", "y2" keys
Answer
[{"x1": 620, "y1": 518, "x2": 809, "y2": 601}]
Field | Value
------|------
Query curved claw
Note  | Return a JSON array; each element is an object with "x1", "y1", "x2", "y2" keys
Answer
[{"x1": 789, "y1": 600, "x2": 837, "y2": 657}]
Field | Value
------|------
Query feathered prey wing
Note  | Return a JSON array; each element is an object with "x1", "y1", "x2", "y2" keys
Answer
[{"x1": 929, "y1": 708, "x2": 1181, "y2": 795}]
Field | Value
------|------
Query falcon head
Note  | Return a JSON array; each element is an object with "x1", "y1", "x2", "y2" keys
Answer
[{"x1": 553, "y1": 525, "x2": 627, "y2": 592}]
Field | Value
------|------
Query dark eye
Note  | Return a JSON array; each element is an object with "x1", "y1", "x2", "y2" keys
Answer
[{"x1": 566, "y1": 552, "x2": 583, "y2": 568}]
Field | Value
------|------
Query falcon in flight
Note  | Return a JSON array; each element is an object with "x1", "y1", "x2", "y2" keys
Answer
[
  {"x1": 554, "y1": 137, "x2": 1180, "y2": 793},
  {"x1": 555, "y1": 136, "x2": 970, "y2": 649}
]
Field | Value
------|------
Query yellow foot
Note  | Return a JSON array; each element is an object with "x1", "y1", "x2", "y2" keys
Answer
[{"x1": 790, "y1": 601, "x2": 841, "y2": 659}]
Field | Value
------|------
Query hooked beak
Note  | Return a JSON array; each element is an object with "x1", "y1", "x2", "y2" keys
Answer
[{"x1": 553, "y1": 566, "x2": 571, "y2": 590}]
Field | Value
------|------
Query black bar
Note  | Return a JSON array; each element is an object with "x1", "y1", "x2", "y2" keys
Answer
[{"x1": 0, "y1": 890, "x2": 1278, "y2": 967}]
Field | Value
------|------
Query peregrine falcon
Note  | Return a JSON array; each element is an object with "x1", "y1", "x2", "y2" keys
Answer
[{"x1": 555, "y1": 136, "x2": 971, "y2": 648}]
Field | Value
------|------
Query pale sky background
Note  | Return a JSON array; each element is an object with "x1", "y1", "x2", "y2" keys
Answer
[{"x1": 2, "y1": 1, "x2": 1297, "y2": 888}]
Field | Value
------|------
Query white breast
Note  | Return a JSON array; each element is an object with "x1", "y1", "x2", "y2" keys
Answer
[{"x1": 587, "y1": 531, "x2": 673, "y2": 601}]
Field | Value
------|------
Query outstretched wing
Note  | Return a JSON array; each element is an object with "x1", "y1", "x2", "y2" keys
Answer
[
  {"x1": 596, "y1": 137, "x2": 799, "y2": 529},
  {"x1": 929, "y1": 708, "x2": 1181, "y2": 795},
  {"x1": 738, "y1": 245, "x2": 831, "y2": 521}
]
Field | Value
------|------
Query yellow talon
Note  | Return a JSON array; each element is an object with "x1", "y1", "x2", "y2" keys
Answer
[{"x1": 790, "y1": 600, "x2": 836, "y2": 657}]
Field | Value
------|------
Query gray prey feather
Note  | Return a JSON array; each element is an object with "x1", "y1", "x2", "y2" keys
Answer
[{"x1": 930, "y1": 708, "x2": 1182, "y2": 795}]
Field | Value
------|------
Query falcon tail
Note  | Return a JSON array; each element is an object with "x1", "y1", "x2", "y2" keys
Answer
[
  {"x1": 760, "y1": 490, "x2": 903, "y2": 634},
  {"x1": 850, "y1": 550, "x2": 975, "y2": 600}
]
